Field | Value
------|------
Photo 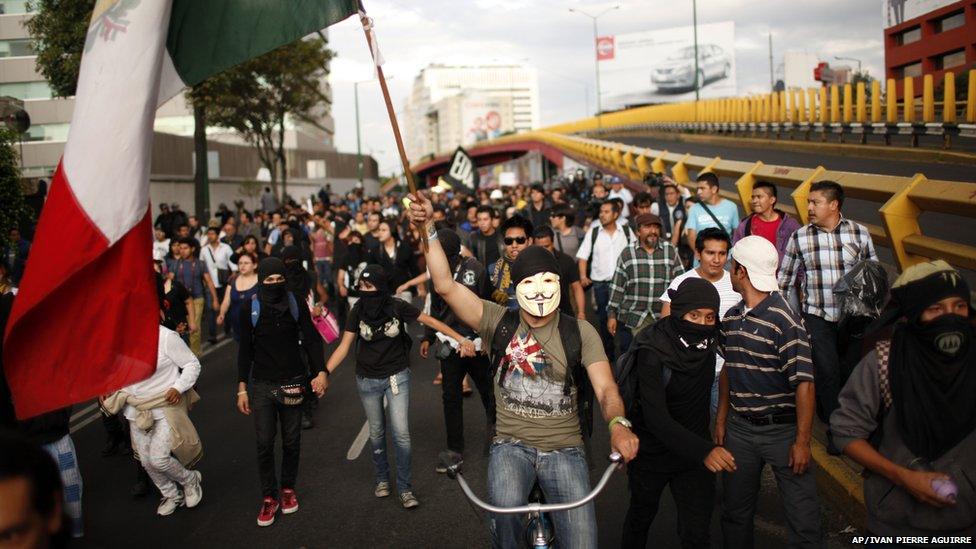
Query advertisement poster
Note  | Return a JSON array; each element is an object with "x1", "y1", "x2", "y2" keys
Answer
[
  {"x1": 597, "y1": 21, "x2": 737, "y2": 111},
  {"x1": 883, "y1": 0, "x2": 956, "y2": 28},
  {"x1": 461, "y1": 96, "x2": 510, "y2": 145}
]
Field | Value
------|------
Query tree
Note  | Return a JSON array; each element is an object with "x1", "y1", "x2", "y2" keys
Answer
[
  {"x1": 0, "y1": 128, "x2": 34, "y2": 242},
  {"x1": 186, "y1": 38, "x2": 334, "y2": 201},
  {"x1": 23, "y1": 0, "x2": 95, "y2": 98}
]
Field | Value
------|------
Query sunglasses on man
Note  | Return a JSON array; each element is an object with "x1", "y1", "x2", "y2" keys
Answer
[{"x1": 504, "y1": 236, "x2": 528, "y2": 245}]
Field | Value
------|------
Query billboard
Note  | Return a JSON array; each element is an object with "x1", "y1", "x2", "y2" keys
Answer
[
  {"x1": 460, "y1": 95, "x2": 511, "y2": 146},
  {"x1": 883, "y1": 0, "x2": 956, "y2": 28},
  {"x1": 597, "y1": 21, "x2": 736, "y2": 111}
]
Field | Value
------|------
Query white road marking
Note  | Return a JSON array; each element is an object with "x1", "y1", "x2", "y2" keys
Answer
[
  {"x1": 70, "y1": 403, "x2": 98, "y2": 422},
  {"x1": 346, "y1": 398, "x2": 387, "y2": 461},
  {"x1": 346, "y1": 422, "x2": 370, "y2": 461}
]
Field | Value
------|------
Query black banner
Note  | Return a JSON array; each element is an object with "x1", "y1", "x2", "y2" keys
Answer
[{"x1": 442, "y1": 147, "x2": 479, "y2": 191}]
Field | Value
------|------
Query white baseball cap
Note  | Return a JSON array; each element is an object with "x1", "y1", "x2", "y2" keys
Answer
[{"x1": 730, "y1": 236, "x2": 780, "y2": 292}]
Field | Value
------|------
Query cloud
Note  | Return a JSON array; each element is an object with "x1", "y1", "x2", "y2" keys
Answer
[{"x1": 329, "y1": 0, "x2": 888, "y2": 175}]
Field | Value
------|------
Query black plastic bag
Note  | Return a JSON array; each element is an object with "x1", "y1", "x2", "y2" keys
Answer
[{"x1": 833, "y1": 259, "x2": 890, "y2": 330}]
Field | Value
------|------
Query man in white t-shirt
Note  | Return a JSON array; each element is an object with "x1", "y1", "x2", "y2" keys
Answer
[
  {"x1": 201, "y1": 227, "x2": 236, "y2": 344},
  {"x1": 660, "y1": 227, "x2": 741, "y2": 412}
]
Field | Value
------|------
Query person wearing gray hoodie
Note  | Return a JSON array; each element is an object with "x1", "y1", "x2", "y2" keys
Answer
[{"x1": 830, "y1": 260, "x2": 976, "y2": 536}]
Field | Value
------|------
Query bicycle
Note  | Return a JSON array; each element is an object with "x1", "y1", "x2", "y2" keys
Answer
[{"x1": 439, "y1": 450, "x2": 623, "y2": 549}]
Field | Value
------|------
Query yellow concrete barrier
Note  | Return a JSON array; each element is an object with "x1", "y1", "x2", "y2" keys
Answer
[{"x1": 453, "y1": 131, "x2": 976, "y2": 275}]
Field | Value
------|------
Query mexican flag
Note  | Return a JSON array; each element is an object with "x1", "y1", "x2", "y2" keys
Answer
[{"x1": 4, "y1": 0, "x2": 358, "y2": 419}]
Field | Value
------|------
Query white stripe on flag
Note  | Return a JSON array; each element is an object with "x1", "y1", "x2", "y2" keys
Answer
[{"x1": 62, "y1": 1, "x2": 173, "y2": 245}]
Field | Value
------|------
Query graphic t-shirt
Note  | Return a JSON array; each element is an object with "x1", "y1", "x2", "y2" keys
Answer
[
  {"x1": 479, "y1": 301, "x2": 607, "y2": 451},
  {"x1": 346, "y1": 298, "x2": 421, "y2": 379}
]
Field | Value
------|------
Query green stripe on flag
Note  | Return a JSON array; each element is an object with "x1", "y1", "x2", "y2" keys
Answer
[{"x1": 167, "y1": 0, "x2": 359, "y2": 87}]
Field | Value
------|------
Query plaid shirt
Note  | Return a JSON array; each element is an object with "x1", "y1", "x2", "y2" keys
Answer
[
  {"x1": 777, "y1": 217, "x2": 877, "y2": 322},
  {"x1": 608, "y1": 240, "x2": 684, "y2": 330}
]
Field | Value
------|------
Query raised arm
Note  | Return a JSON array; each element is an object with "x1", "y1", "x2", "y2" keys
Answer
[{"x1": 406, "y1": 192, "x2": 483, "y2": 331}]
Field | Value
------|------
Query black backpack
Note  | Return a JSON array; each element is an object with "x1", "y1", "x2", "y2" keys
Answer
[
  {"x1": 488, "y1": 310, "x2": 594, "y2": 439},
  {"x1": 613, "y1": 344, "x2": 671, "y2": 415}
]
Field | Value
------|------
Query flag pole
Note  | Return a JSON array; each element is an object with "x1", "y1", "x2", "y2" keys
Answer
[{"x1": 358, "y1": 9, "x2": 428, "y2": 250}]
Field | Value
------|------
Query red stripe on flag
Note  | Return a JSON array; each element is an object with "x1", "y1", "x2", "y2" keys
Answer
[{"x1": 3, "y1": 164, "x2": 158, "y2": 419}]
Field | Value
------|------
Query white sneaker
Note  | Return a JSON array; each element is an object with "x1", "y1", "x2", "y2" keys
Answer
[
  {"x1": 157, "y1": 494, "x2": 184, "y2": 516},
  {"x1": 183, "y1": 471, "x2": 203, "y2": 508}
]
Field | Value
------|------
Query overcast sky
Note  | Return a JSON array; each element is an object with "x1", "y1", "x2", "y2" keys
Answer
[{"x1": 326, "y1": 0, "x2": 886, "y2": 175}]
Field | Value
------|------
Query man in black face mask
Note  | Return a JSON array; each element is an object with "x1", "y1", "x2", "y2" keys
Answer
[
  {"x1": 621, "y1": 277, "x2": 735, "y2": 548},
  {"x1": 831, "y1": 260, "x2": 976, "y2": 537},
  {"x1": 236, "y1": 257, "x2": 326, "y2": 527},
  {"x1": 421, "y1": 229, "x2": 495, "y2": 467}
]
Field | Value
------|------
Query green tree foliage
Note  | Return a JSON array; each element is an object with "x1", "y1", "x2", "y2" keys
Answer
[
  {"x1": 0, "y1": 128, "x2": 34, "y2": 242},
  {"x1": 187, "y1": 38, "x2": 334, "y2": 201},
  {"x1": 23, "y1": 0, "x2": 96, "y2": 98}
]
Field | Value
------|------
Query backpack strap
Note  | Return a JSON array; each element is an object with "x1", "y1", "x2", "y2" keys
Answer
[
  {"x1": 287, "y1": 292, "x2": 300, "y2": 323},
  {"x1": 556, "y1": 313, "x2": 592, "y2": 439},
  {"x1": 250, "y1": 294, "x2": 261, "y2": 327},
  {"x1": 490, "y1": 309, "x2": 521, "y2": 386},
  {"x1": 586, "y1": 226, "x2": 600, "y2": 276},
  {"x1": 698, "y1": 202, "x2": 730, "y2": 237},
  {"x1": 557, "y1": 313, "x2": 583, "y2": 396}
]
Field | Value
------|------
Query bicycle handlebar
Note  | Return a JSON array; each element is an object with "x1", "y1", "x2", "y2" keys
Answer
[{"x1": 443, "y1": 451, "x2": 623, "y2": 515}]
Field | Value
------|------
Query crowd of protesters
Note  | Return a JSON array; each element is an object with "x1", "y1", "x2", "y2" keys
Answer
[{"x1": 0, "y1": 165, "x2": 973, "y2": 547}]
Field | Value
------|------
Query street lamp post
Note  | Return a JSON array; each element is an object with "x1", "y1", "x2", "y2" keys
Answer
[
  {"x1": 568, "y1": 5, "x2": 619, "y2": 129},
  {"x1": 834, "y1": 56, "x2": 862, "y2": 75},
  {"x1": 354, "y1": 80, "x2": 363, "y2": 186},
  {"x1": 693, "y1": 0, "x2": 700, "y2": 101}
]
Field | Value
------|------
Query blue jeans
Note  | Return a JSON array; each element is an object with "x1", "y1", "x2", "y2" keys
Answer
[
  {"x1": 356, "y1": 369, "x2": 412, "y2": 493},
  {"x1": 487, "y1": 440, "x2": 597, "y2": 549},
  {"x1": 591, "y1": 281, "x2": 614, "y2": 361}
]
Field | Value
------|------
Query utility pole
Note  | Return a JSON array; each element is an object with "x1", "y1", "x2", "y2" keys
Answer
[
  {"x1": 693, "y1": 0, "x2": 700, "y2": 101},
  {"x1": 569, "y1": 5, "x2": 619, "y2": 129},
  {"x1": 354, "y1": 80, "x2": 363, "y2": 186},
  {"x1": 768, "y1": 32, "x2": 774, "y2": 91}
]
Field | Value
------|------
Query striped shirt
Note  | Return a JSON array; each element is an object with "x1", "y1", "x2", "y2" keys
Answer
[
  {"x1": 607, "y1": 241, "x2": 684, "y2": 330},
  {"x1": 721, "y1": 292, "x2": 814, "y2": 415},
  {"x1": 777, "y1": 217, "x2": 877, "y2": 322}
]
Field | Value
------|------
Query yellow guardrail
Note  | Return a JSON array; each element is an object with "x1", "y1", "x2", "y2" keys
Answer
[
  {"x1": 483, "y1": 131, "x2": 976, "y2": 274},
  {"x1": 542, "y1": 70, "x2": 976, "y2": 144}
]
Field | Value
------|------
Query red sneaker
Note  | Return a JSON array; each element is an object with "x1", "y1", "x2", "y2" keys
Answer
[
  {"x1": 257, "y1": 496, "x2": 279, "y2": 527},
  {"x1": 280, "y1": 489, "x2": 299, "y2": 514}
]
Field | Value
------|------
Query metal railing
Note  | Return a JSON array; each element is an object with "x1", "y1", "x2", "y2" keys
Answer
[
  {"x1": 542, "y1": 70, "x2": 976, "y2": 148},
  {"x1": 484, "y1": 130, "x2": 976, "y2": 274}
]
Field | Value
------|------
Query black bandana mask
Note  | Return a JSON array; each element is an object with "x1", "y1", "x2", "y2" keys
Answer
[
  {"x1": 674, "y1": 318, "x2": 718, "y2": 351},
  {"x1": 913, "y1": 314, "x2": 972, "y2": 359}
]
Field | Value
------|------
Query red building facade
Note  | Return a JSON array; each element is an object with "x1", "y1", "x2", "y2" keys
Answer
[{"x1": 884, "y1": 0, "x2": 976, "y2": 96}]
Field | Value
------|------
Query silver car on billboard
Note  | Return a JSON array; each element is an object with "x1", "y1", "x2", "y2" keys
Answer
[{"x1": 651, "y1": 44, "x2": 731, "y2": 92}]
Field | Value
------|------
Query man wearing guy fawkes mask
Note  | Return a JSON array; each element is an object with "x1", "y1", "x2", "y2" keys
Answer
[
  {"x1": 407, "y1": 191, "x2": 638, "y2": 548},
  {"x1": 831, "y1": 260, "x2": 976, "y2": 537}
]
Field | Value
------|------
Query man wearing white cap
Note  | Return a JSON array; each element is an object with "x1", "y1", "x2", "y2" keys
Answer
[{"x1": 715, "y1": 236, "x2": 821, "y2": 549}]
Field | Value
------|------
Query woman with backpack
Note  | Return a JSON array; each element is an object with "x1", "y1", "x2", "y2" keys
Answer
[
  {"x1": 830, "y1": 260, "x2": 976, "y2": 537},
  {"x1": 620, "y1": 277, "x2": 737, "y2": 548},
  {"x1": 321, "y1": 264, "x2": 475, "y2": 510},
  {"x1": 236, "y1": 257, "x2": 326, "y2": 528}
]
